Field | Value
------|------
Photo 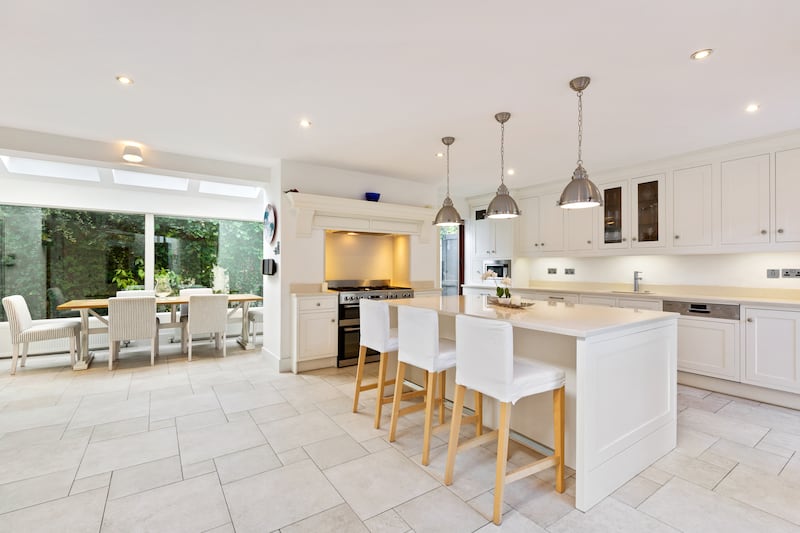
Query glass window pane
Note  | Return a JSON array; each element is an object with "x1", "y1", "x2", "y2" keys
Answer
[
  {"x1": 0, "y1": 205, "x2": 145, "y2": 320},
  {"x1": 153, "y1": 216, "x2": 262, "y2": 295}
]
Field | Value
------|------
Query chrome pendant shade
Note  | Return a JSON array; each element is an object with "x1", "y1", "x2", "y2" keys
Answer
[
  {"x1": 433, "y1": 136, "x2": 463, "y2": 226},
  {"x1": 558, "y1": 76, "x2": 603, "y2": 209},
  {"x1": 487, "y1": 112, "x2": 520, "y2": 219}
]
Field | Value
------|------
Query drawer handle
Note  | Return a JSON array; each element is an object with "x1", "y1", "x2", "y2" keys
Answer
[
  {"x1": 778, "y1": 228, "x2": 784, "y2": 234},
  {"x1": 586, "y1": 240, "x2": 591, "y2": 244},
  {"x1": 549, "y1": 296, "x2": 565, "y2": 301},
  {"x1": 316, "y1": 302, "x2": 321, "y2": 306},
  {"x1": 761, "y1": 230, "x2": 767, "y2": 235},
  {"x1": 747, "y1": 317, "x2": 753, "y2": 322}
]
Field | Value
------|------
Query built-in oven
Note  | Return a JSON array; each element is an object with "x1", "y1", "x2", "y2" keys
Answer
[
  {"x1": 337, "y1": 301, "x2": 379, "y2": 367},
  {"x1": 483, "y1": 259, "x2": 511, "y2": 279}
]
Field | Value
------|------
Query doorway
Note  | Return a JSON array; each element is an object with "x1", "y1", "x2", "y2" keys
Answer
[{"x1": 439, "y1": 226, "x2": 462, "y2": 296}]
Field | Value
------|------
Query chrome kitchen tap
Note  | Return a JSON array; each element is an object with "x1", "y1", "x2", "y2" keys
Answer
[{"x1": 633, "y1": 271, "x2": 643, "y2": 292}]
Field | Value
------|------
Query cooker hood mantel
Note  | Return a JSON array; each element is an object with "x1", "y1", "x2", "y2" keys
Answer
[{"x1": 285, "y1": 192, "x2": 435, "y2": 243}]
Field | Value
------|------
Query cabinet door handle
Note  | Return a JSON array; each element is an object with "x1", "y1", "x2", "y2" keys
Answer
[
  {"x1": 534, "y1": 243, "x2": 539, "y2": 247},
  {"x1": 632, "y1": 237, "x2": 638, "y2": 241},
  {"x1": 540, "y1": 243, "x2": 545, "y2": 247},
  {"x1": 331, "y1": 319, "x2": 335, "y2": 323},
  {"x1": 761, "y1": 230, "x2": 767, "y2": 235},
  {"x1": 316, "y1": 302, "x2": 321, "y2": 306},
  {"x1": 778, "y1": 228, "x2": 785, "y2": 234},
  {"x1": 747, "y1": 317, "x2": 753, "y2": 322},
  {"x1": 622, "y1": 237, "x2": 627, "y2": 242},
  {"x1": 586, "y1": 240, "x2": 591, "y2": 244},
  {"x1": 674, "y1": 235, "x2": 680, "y2": 239}
]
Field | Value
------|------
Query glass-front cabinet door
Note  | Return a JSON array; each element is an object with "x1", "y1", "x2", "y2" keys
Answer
[
  {"x1": 598, "y1": 181, "x2": 628, "y2": 249},
  {"x1": 631, "y1": 173, "x2": 665, "y2": 248}
]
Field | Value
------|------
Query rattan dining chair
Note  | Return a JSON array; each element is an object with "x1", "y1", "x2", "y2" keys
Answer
[
  {"x1": 185, "y1": 294, "x2": 229, "y2": 361},
  {"x1": 107, "y1": 296, "x2": 159, "y2": 370}
]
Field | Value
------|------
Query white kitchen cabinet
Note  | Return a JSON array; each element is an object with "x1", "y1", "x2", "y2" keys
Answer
[
  {"x1": 676, "y1": 317, "x2": 739, "y2": 381},
  {"x1": 617, "y1": 297, "x2": 662, "y2": 311},
  {"x1": 473, "y1": 206, "x2": 514, "y2": 257},
  {"x1": 743, "y1": 307, "x2": 800, "y2": 393},
  {"x1": 515, "y1": 194, "x2": 563, "y2": 254},
  {"x1": 566, "y1": 204, "x2": 595, "y2": 251},
  {"x1": 775, "y1": 148, "x2": 800, "y2": 243},
  {"x1": 292, "y1": 294, "x2": 338, "y2": 373},
  {"x1": 598, "y1": 180, "x2": 629, "y2": 250},
  {"x1": 630, "y1": 173, "x2": 666, "y2": 248},
  {"x1": 529, "y1": 292, "x2": 579, "y2": 305},
  {"x1": 720, "y1": 154, "x2": 770, "y2": 245},
  {"x1": 672, "y1": 165, "x2": 712, "y2": 248}
]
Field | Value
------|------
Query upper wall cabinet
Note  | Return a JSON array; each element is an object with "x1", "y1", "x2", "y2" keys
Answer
[
  {"x1": 566, "y1": 204, "x2": 595, "y2": 251},
  {"x1": 598, "y1": 173, "x2": 665, "y2": 250},
  {"x1": 516, "y1": 193, "x2": 564, "y2": 254},
  {"x1": 775, "y1": 148, "x2": 800, "y2": 243},
  {"x1": 473, "y1": 206, "x2": 514, "y2": 257},
  {"x1": 720, "y1": 154, "x2": 770, "y2": 245},
  {"x1": 672, "y1": 165, "x2": 712, "y2": 248}
]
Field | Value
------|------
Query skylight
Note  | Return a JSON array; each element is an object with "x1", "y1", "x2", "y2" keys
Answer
[
  {"x1": 198, "y1": 180, "x2": 262, "y2": 198},
  {"x1": 112, "y1": 169, "x2": 189, "y2": 191},
  {"x1": 0, "y1": 156, "x2": 101, "y2": 182}
]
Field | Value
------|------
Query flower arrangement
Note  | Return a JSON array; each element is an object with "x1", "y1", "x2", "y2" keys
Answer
[{"x1": 482, "y1": 270, "x2": 511, "y2": 298}]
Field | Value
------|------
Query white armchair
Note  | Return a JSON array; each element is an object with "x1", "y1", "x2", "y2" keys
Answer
[
  {"x1": 107, "y1": 296, "x2": 158, "y2": 370},
  {"x1": 185, "y1": 294, "x2": 229, "y2": 361},
  {"x1": 2, "y1": 295, "x2": 81, "y2": 375}
]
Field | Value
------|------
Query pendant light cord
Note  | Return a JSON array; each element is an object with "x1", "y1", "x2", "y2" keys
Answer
[
  {"x1": 576, "y1": 90, "x2": 583, "y2": 166},
  {"x1": 500, "y1": 121, "x2": 505, "y2": 184},
  {"x1": 446, "y1": 143, "x2": 451, "y2": 196}
]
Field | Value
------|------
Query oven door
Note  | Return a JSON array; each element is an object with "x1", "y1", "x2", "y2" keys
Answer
[
  {"x1": 339, "y1": 303, "x2": 360, "y2": 322},
  {"x1": 338, "y1": 326, "x2": 379, "y2": 367}
]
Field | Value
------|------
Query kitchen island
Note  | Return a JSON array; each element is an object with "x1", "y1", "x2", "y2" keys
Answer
[{"x1": 388, "y1": 294, "x2": 678, "y2": 511}]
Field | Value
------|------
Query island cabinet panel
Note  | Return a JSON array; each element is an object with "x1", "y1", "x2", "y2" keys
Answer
[{"x1": 744, "y1": 307, "x2": 800, "y2": 393}]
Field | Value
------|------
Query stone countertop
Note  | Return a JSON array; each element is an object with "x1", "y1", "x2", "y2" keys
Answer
[
  {"x1": 462, "y1": 282, "x2": 800, "y2": 307},
  {"x1": 388, "y1": 295, "x2": 676, "y2": 339}
]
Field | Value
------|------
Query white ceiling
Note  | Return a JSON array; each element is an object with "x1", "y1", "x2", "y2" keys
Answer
[{"x1": 2, "y1": 1, "x2": 799, "y2": 196}]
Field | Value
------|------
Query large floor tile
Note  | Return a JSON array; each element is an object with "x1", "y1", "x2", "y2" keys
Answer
[
  {"x1": 700, "y1": 438, "x2": 789, "y2": 474},
  {"x1": 150, "y1": 390, "x2": 221, "y2": 421},
  {"x1": 718, "y1": 402, "x2": 800, "y2": 437},
  {"x1": 0, "y1": 431, "x2": 88, "y2": 485},
  {"x1": 77, "y1": 427, "x2": 178, "y2": 478},
  {"x1": 678, "y1": 408, "x2": 769, "y2": 447},
  {"x1": 68, "y1": 396, "x2": 149, "y2": 430},
  {"x1": 395, "y1": 486, "x2": 487, "y2": 533},
  {"x1": 304, "y1": 433, "x2": 368, "y2": 470},
  {"x1": 0, "y1": 468, "x2": 75, "y2": 514},
  {"x1": 501, "y1": 472, "x2": 575, "y2": 528},
  {"x1": 259, "y1": 410, "x2": 345, "y2": 452},
  {"x1": 473, "y1": 510, "x2": 548, "y2": 532},
  {"x1": 102, "y1": 473, "x2": 230, "y2": 533},
  {"x1": 216, "y1": 386, "x2": 284, "y2": 413},
  {"x1": 716, "y1": 464, "x2": 800, "y2": 525},
  {"x1": 248, "y1": 401, "x2": 299, "y2": 424},
  {"x1": 224, "y1": 459, "x2": 343, "y2": 532},
  {"x1": 281, "y1": 503, "x2": 368, "y2": 533},
  {"x1": 0, "y1": 402, "x2": 77, "y2": 434},
  {"x1": 325, "y1": 447, "x2": 440, "y2": 520},
  {"x1": 214, "y1": 444, "x2": 281, "y2": 484},
  {"x1": 107, "y1": 455, "x2": 183, "y2": 500},
  {"x1": 178, "y1": 417, "x2": 266, "y2": 466},
  {"x1": 549, "y1": 497, "x2": 679, "y2": 532},
  {"x1": 90, "y1": 415, "x2": 149, "y2": 442},
  {"x1": 0, "y1": 487, "x2": 107, "y2": 533},
  {"x1": 612, "y1": 475, "x2": 662, "y2": 508},
  {"x1": 640, "y1": 476, "x2": 799, "y2": 532},
  {"x1": 652, "y1": 449, "x2": 733, "y2": 489},
  {"x1": 362, "y1": 508, "x2": 411, "y2": 533}
]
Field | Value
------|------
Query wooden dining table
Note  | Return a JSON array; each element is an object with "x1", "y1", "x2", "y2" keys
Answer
[{"x1": 57, "y1": 293, "x2": 263, "y2": 369}]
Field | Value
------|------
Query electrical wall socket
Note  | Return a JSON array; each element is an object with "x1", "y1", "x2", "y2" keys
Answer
[
  {"x1": 547, "y1": 268, "x2": 557, "y2": 275},
  {"x1": 782, "y1": 268, "x2": 800, "y2": 278},
  {"x1": 767, "y1": 269, "x2": 780, "y2": 278},
  {"x1": 565, "y1": 268, "x2": 575, "y2": 275}
]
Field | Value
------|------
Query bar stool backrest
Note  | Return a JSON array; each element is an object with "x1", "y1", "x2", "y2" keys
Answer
[
  {"x1": 455, "y1": 314, "x2": 514, "y2": 393},
  {"x1": 359, "y1": 298, "x2": 391, "y2": 352},
  {"x1": 398, "y1": 306, "x2": 439, "y2": 368}
]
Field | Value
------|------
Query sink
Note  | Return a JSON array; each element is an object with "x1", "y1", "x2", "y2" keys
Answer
[{"x1": 611, "y1": 290, "x2": 655, "y2": 294}]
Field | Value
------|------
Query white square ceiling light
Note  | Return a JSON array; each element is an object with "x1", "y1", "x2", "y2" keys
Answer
[
  {"x1": 0, "y1": 156, "x2": 101, "y2": 182},
  {"x1": 198, "y1": 180, "x2": 262, "y2": 198},
  {"x1": 112, "y1": 169, "x2": 189, "y2": 191}
]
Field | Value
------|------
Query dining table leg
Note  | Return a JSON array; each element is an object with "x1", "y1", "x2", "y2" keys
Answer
[
  {"x1": 237, "y1": 301, "x2": 253, "y2": 349},
  {"x1": 73, "y1": 308, "x2": 94, "y2": 370}
]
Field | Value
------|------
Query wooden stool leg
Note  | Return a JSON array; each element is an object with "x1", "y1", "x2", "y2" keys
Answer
[
  {"x1": 493, "y1": 401, "x2": 511, "y2": 525},
  {"x1": 422, "y1": 370, "x2": 437, "y2": 466},
  {"x1": 444, "y1": 384, "x2": 466, "y2": 485},
  {"x1": 374, "y1": 352, "x2": 388, "y2": 429},
  {"x1": 554, "y1": 386, "x2": 566, "y2": 493},
  {"x1": 388, "y1": 362, "x2": 407, "y2": 442},
  {"x1": 475, "y1": 391, "x2": 483, "y2": 436},
  {"x1": 438, "y1": 370, "x2": 447, "y2": 425},
  {"x1": 352, "y1": 345, "x2": 367, "y2": 412}
]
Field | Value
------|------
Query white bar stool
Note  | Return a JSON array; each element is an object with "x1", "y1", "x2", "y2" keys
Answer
[
  {"x1": 388, "y1": 306, "x2": 483, "y2": 465},
  {"x1": 353, "y1": 298, "x2": 424, "y2": 429},
  {"x1": 444, "y1": 314, "x2": 566, "y2": 525}
]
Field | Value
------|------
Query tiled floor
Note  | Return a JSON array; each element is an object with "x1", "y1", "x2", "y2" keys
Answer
[{"x1": 1, "y1": 343, "x2": 800, "y2": 532}]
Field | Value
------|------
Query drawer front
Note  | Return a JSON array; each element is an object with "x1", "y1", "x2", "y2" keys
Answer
[{"x1": 297, "y1": 297, "x2": 337, "y2": 312}]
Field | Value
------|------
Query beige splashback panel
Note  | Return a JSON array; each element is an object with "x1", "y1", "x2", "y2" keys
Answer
[{"x1": 325, "y1": 231, "x2": 397, "y2": 281}]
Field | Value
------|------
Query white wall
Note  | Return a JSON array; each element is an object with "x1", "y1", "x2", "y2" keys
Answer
[{"x1": 325, "y1": 233, "x2": 396, "y2": 281}]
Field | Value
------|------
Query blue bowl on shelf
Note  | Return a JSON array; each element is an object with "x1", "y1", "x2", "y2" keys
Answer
[{"x1": 365, "y1": 192, "x2": 380, "y2": 202}]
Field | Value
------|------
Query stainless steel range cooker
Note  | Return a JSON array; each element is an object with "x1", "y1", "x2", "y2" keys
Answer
[{"x1": 328, "y1": 280, "x2": 414, "y2": 367}]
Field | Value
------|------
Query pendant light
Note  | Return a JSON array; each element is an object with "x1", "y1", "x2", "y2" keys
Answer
[
  {"x1": 558, "y1": 76, "x2": 603, "y2": 209},
  {"x1": 486, "y1": 112, "x2": 520, "y2": 219},
  {"x1": 433, "y1": 136, "x2": 464, "y2": 226}
]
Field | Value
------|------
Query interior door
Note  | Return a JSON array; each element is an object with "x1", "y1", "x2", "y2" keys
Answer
[{"x1": 440, "y1": 227, "x2": 460, "y2": 296}]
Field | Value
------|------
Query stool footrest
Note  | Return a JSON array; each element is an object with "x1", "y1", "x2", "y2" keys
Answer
[
  {"x1": 457, "y1": 430, "x2": 498, "y2": 453},
  {"x1": 398, "y1": 402, "x2": 427, "y2": 416},
  {"x1": 505, "y1": 455, "x2": 559, "y2": 484}
]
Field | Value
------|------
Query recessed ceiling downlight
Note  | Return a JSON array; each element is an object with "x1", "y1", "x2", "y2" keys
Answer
[
  {"x1": 299, "y1": 119, "x2": 312, "y2": 128},
  {"x1": 746, "y1": 103, "x2": 760, "y2": 113},
  {"x1": 122, "y1": 145, "x2": 144, "y2": 163},
  {"x1": 690, "y1": 49, "x2": 713, "y2": 60},
  {"x1": 116, "y1": 75, "x2": 134, "y2": 85}
]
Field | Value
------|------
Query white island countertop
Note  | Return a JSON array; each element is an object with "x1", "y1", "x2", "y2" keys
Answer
[{"x1": 390, "y1": 294, "x2": 677, "y2": 338}]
